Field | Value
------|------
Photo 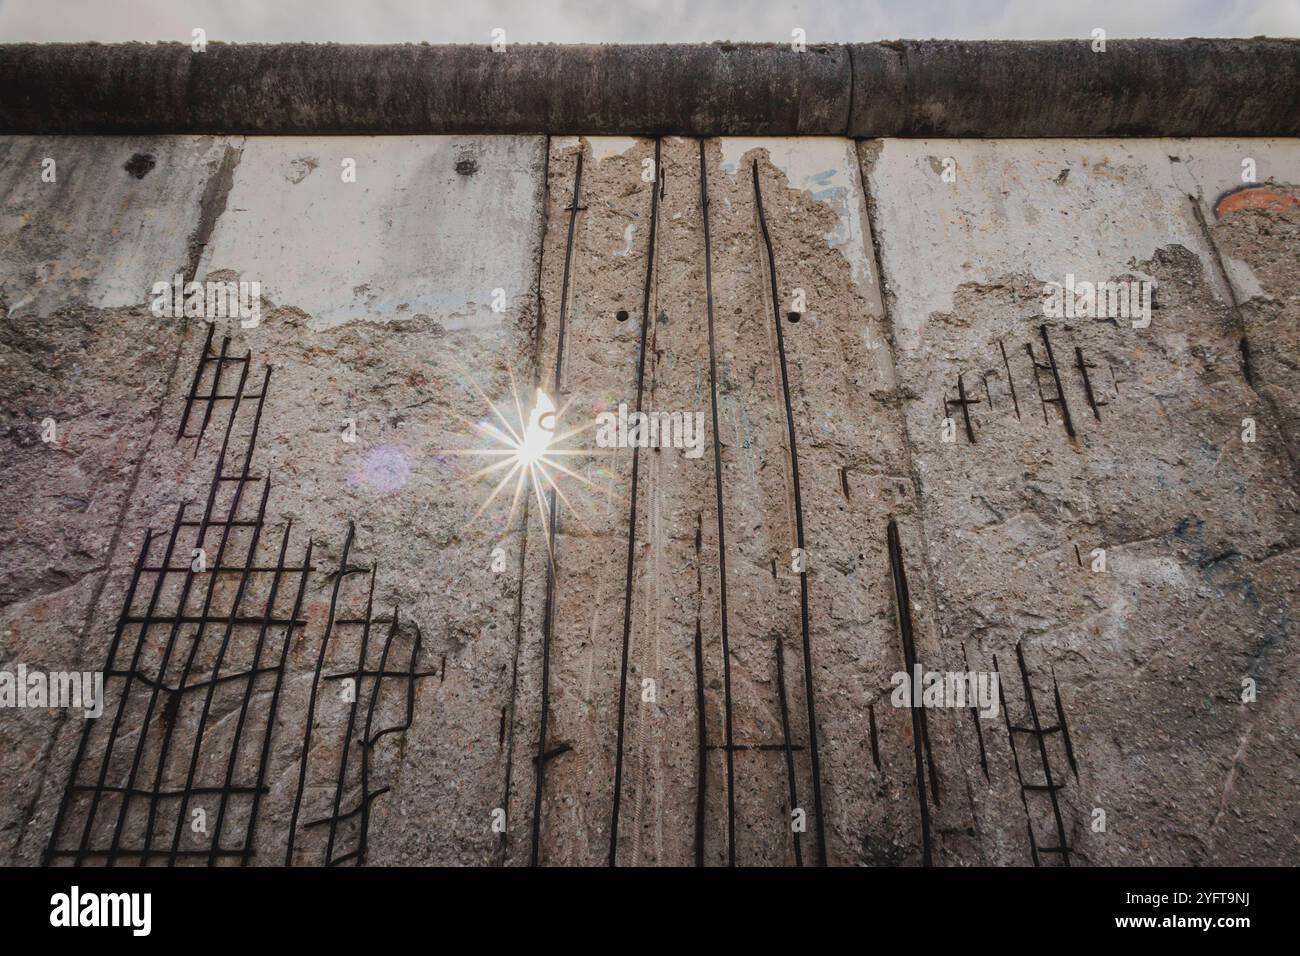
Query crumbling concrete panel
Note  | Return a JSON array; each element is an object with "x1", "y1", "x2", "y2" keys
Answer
[
  {"x1": 690, "y1": 139, "x2": 806, "y2": 866},
  {"x1": 0, "y1": 135, "x2": 232, "y2": 864},
  {"x1": 712, "y1": 137, "x2": 971, "y2": 865},
  {"x1": 1176, "y1": 139, "x2": 1300, "y2": 475},
  {"x1": 12, "y1": 135, "x2": 549, "y2": 867},
  {"x1": 5, "y1": 129, "x2": 1296, "y2": 869},
  {"x1": 862, "y1": 137, "x2": 1299, "y2": 865},
  {"x1": 504, "y1": 136, "x2": 658, "y2": 866},
  {"x1": 506, "y1": 135, "x2": 968, "y2": 867},
  {"x1": 609, "y1": 136, "x2": 711, "y2": 866}
]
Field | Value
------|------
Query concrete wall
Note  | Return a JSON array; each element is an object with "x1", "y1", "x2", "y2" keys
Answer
[
  {"x1": 863, "y1": 138, "x2": 1299, "y2": 864},
  {"x1": 1, "y1": 132, "x2": 1296, "y2": 866}
]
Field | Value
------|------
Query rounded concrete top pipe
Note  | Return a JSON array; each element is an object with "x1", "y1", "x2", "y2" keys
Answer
[
  {"x1": 0, "y1": 39, "x2": 1297, "y2": 137},
  {"x1": 848, "y1": 39, "x2": 1300, "y2": 137}
]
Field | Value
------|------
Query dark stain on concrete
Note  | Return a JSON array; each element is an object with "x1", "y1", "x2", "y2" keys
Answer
[{"x1": 122, "y1": 153, "x2": 155, "y2": 179}]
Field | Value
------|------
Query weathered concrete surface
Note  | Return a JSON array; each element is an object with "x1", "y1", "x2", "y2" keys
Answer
[
  {"x1": 0, "y1": 44, "x2": 851, "y2": 137},
  {"x1": 505, "y1": 136, "x2": 970, "y2": 866},
  {"x1": 862, "y1": 137, "x2": 1299, "y2": 864},
  {"x1": 2, "y1": 132, "x2": 1297, "y2": 867},
  {"x1": 179, "y1": 134, "x2": 547, "y2": 866},
  {"x1": 1177, "y1": 139, "x2": 1300, "y2": 474},
  {"x1": 6, "y1": 134, "x2": 548, "y2": 866},
  {"x1": 1176, "y1": 142, "x2": 1300, "y2": 862},
  {"x1": 3, "y1": 41, "x2": 1299, "y2": 138},
  {"x1": 0, "y1": 136, "x2": 232, "y2": 317},
  {"x1": 849, "y1": 40, "x2": 1300, "y2": 138},
  {"x1": 611, "y1": 135, "x2": 707, "y2": 865},
  {"x1": 704, "y1": 137, "x2": 961, "y2": 865},
  {"x1": 196, "y1": 136, "x2": 545, "y2": 331},
  {"x1": 0, "y1": 137, "x2": 229, "y2": 863},
  {"x1": 503, "y1": 136, "x2": 657, "y2": 865}
]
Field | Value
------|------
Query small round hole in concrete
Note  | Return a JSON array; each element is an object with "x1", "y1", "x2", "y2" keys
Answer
[
  {"x1": 787, "y1": 311, "x2": 801, "y2": 323},
  {"x1": 616, "y1": 310, "x2": 629, "y2": 322},
  {"x1": 123, "y1": 153, "x2": 156, "y2": 179}
]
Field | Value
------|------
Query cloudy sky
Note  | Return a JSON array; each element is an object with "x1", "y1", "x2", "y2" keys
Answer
[{"x1": 1, "y1": 0, "x2": 1297, "y2": 42}]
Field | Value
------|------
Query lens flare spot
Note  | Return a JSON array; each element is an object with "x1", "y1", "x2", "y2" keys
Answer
[{"x1": 350, "y1": 445, "x2": 410, "y2": 494}]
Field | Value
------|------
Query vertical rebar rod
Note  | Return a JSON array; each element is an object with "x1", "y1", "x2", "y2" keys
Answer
[
  {"x1": 752, "y1": 158, "x2": 828, "y2": 866},
  {"x1": 1015, "y1": 643, "x2": 1071, "y2": 866},
  {"x1": 698, "y1": 138, "x2": 737, "y2": 866},
  {"x1": 774, "y1": 640, "x2": 803, "y2": 867},
  {"x1": 610, "y1": 136, "x2": 662, "y2": 865},
  {"x1": 324, "y1": 566, "x2": 377, "y2": 865},
  {"x1": 1039, "y1": 325, "x2": 1076, "y2": 438},
  {"x1": 886, "y1": 519, "x2": 933, "y2": 866},
  {"x1": 531, "y1": 147, "x2": 584, "y2": 867}
]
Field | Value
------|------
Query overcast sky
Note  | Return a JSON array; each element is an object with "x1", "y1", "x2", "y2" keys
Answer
[{"x1": 1, "y1": 0, "x2": 1297, "y2": 43}]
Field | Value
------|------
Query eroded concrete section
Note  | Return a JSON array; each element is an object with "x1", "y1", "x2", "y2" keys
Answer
[
  {"x1": 506, "y1": 136, "x2": 959, "y2": 866},
  {"x1": 7, "y1": 135, "x2": 548, "y2": 866},
  {"x1": 3, "y1": 132, "x2": 1296, "y2": 868},
  {"x1": 731, "y1": 137, "x2": 970, "y2": 866},
  {"x1": 0, "y1": 136, "x2": 232, "y2": 863},
  {"x1": 1176, "y1": 139, "x2": 1300, "y2": 474},
  {"x1": 863, "y1": 138, "x2": 1299, "y2": 865},
  {"x1": 505, "y1": 137, "x2": 656, "y2": 866}
]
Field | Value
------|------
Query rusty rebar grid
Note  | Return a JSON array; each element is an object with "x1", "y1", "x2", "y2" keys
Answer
[
  {"x1": 45, "y1": 342, "x2": 298, "y2": 868},
  {"x1": 996, "y1": 643, "x2": 1075, "y2": 866}
]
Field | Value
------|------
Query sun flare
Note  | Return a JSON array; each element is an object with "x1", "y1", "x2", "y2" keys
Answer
[
  {"x1": 518, "y1": 387, "x2": 557, "y2": 468},
  {"x1": 438, "y1": 372, "x2": 596, "y2": 552}
]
